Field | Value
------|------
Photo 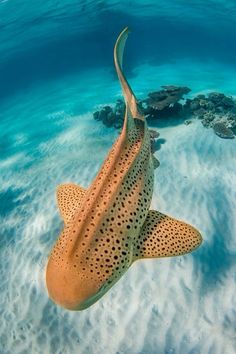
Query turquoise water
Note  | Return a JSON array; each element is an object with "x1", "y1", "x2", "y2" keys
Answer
[{"x1": 0, "y1": 1, "x2": 236, "y2": 353}]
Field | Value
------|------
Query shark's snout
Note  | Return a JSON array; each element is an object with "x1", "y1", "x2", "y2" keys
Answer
[
  {"x1": 183, "y1": 222, "x2": 203, "y2": 254},
  {"x1": 46, "y1": 260, "x2": 101, "y2": 311},
  {"x1": 192, "y1": 227, "x2": 203, "y2": 250}
]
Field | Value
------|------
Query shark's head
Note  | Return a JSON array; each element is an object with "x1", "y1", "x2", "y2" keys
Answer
[
  {"x1": 46, "y1": 261, "x2": 106, "y2": 310},
  {"x1": 46, "y1": 219, "x2": 131, "y2": 310}
]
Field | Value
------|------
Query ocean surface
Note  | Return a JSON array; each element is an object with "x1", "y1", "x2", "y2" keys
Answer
[{"x1": 0, "y1": 1, "x2": 236, "y2": 353}]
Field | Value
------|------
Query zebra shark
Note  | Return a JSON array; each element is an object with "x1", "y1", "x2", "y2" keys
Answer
[{"x1": 46, "y1": 27, "x2": 202, "y2": 311}]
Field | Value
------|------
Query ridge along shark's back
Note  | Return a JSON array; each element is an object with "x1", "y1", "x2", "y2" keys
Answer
[{"x1": 46, "y1": 27, "x2": 202, "y2": 311}]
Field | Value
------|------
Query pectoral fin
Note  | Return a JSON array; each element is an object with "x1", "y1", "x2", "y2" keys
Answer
[
  {"x1": 56, "y1": 183, "x2": 86, "y2": 224},
  {"x1": 133, "y1": 210, "x2": 202, "y2": 261}
]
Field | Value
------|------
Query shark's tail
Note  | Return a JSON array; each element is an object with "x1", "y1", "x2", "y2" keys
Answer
[{"x1": 114, "y1": 27, "x2": 144, "y2": 121}]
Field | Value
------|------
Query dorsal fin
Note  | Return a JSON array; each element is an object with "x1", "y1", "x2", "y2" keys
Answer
[
  {"x1": 56, "y1": 183, "x2": 86, "y2": 224},
  {"x1": 133, "y1": 210, "x2": 202, "y2": 261},
  {"x1": 114, "y1": 27, "x2": 144, "y2": 121}
]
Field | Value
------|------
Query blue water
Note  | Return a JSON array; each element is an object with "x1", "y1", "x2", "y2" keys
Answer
[{"x1": 1, "y1": 1, "x2": 236, "y2": 353}]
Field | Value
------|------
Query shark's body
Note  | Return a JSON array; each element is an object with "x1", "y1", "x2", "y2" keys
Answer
[{"x1": 46, "y1": 28, "x2": 202, "y2": 311}]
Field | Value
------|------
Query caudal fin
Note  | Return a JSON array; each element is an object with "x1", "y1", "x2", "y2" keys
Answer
[{"x1": 114, "y1": 27, "x2": 144, "y2": 121}]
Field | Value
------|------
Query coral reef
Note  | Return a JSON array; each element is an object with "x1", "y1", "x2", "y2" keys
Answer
[
  {"x1": 185, "y1": 92, "x2": 236, "y2": 138},
  {"x1": 93, "y1": 106, "x2": 116, "y2": 127},
  {"x1": 149, "y1": 129, "x2": 160, "y2": 139},
  {"x1": 93, "y1": 100, "x2": 125, "y2": 129},
  {"x1": 93, "y1": 88, "x2": 236, "y2": 139},
  {"x1": 93, "y1": 86, "x2": 190, "y2": 127},
  {"x1": 144, "y1": 85, "x2": 191, "y2": 110},
  {"x1": 140, "y1": 85, "x2": 190, "y2": 120},
  {"x1": 213, "y1": 122, "x2": 235, "y2": 139}
]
